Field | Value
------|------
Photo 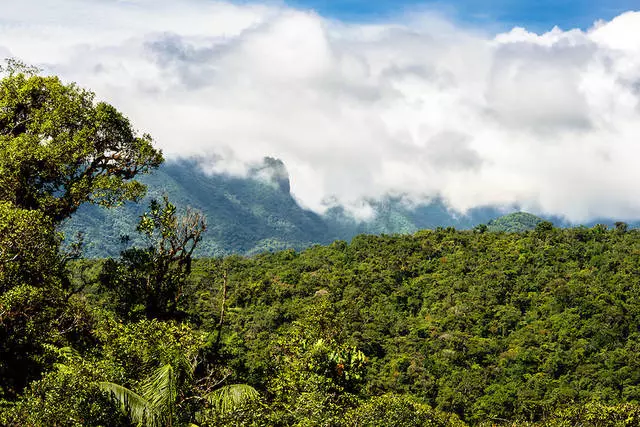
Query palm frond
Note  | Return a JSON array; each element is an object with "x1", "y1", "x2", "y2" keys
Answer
[
  {"x1": 141, "y1": 363, "x2": 177, "y2": 417},
  {"x1": 206, "y1": 384, "x2": 260, "y2": 414},
  {"x1": 99, "y1": 381, "x2": 157, "y2": 426},
  {"x1": 175, "y1": 352, "x2": 196, "y2": 383}
]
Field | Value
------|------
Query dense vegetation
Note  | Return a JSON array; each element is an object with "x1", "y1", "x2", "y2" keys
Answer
[
  {"x1": 183, "y1": 223, "x2": 640, "y2": 424},
  {"x1": 3, "y1": 63, "x2": 640, "y2": 426},
  {"x1": 486, "y1": 212, "x2": 545, "y2": 233}
]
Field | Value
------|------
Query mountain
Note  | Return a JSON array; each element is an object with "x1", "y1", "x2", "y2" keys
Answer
[
  {"x1": 324, "y1": 198, "x2": 506, "y2": 239},
  {"x1": 63, "y1": 157, "x2": 331, "y2": 257},
  {"x1": 64, "y1": 156, "x2": 635, "y2": 258},
  {"x1": 64, "y1": 157, "x2": 508, "y2": 257}
]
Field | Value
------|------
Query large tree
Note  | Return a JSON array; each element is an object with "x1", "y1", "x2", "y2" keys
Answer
[
  {"x1": 0, "y1": 60, "x2": 163, "y2": 222},
  {"x1": 0, "y1": 61, "x2": 163, "y2": 400}
]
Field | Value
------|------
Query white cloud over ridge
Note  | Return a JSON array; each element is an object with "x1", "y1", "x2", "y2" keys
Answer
[{"x1": 2, "y1": 1, "x2": 640, "y2": 222}]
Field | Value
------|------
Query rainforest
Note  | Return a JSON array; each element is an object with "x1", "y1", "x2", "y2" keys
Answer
[{"x1": 2, "y1": 62, "x2": 640, "y2": 427}]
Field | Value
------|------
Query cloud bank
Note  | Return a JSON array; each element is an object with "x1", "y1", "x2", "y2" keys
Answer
[{"x1": 2, "y1": 1, "x2": 640, "y2": 221}]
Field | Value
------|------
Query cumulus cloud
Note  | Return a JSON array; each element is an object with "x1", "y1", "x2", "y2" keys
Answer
[{"x1": 1, "y1": 1, "x2": 640, "y2": 222}]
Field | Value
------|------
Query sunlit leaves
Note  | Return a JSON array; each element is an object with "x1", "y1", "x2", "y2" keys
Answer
[{"x1": 0, "y1": 61, "x2": 163, "y2": 222}]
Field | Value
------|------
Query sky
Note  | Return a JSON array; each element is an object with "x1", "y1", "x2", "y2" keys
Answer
[
  {"x1": 1, "y1": 0, "x2": 640, "y2": 221},
  {"x1": 288, "y1": 0, "x2": 638, "y2": 31}
]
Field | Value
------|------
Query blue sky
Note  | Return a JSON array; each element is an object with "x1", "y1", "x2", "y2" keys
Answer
[{"x1": 285, "y1": 0, "x2": 639, "y2": 31}]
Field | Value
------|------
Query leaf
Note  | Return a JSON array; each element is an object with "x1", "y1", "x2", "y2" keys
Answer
[
  {"x1": 99, "y1": 381, "x2": 158, "y2": 427},
  {"x1": 141, "y1": 363, "x2": 177, "y2": 416},
  {"x1": 206, "y1": 384, "x2": 260, "y2": 414}
]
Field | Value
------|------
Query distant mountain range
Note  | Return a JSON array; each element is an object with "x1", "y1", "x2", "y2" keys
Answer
[{"x1": 62, "y1": 157, "x2": 637, "y2": 257}]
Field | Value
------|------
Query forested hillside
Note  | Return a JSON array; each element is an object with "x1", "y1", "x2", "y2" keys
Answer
[
  {"x1": 63, "y1": 156, "x2": 640, "y2": 258},
  {"x1": 63, "y1": 157, "x2": 537, "y2": 257},
  {"x1": 63, "y1": 158, "x2": 331, "y2": 257},
  {"x1": 180, "y1": 223, "x2": 640, "y2": 424},
  {"x1": 486, "y1": 212, "x2": 545, "y2": 232}
]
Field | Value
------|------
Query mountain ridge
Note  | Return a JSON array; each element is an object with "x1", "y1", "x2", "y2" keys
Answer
[{"x1": 62, "y1": 157, "x2": 636, "y2": 257}]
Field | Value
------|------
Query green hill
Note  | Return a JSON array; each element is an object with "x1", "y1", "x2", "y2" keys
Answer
[
  {"x1": 63, "y1": 158, "x2": 330, "y2": 257},
  {"x1": 62, "y1": 158, "x2": 506, "y2": 257},
  {"x1": 183, "y1": 225, "x2": 640, "y2": 424},
  {"x1": 486, "y1": 211, "x2": 546, "y2": 232},
  {"x1": 64, "y1": 158, "x2": 636, "y2": 258}
]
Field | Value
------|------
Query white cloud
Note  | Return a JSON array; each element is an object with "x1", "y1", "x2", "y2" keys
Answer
[{"x1": 1, "y1": 2, "x2": 640, "y2": 222}]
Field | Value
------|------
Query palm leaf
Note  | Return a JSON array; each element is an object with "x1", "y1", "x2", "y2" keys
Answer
[
  {"x1": 141, "y1": 363, "x2": 178, "y2": 421},
  {"x1": 206, "y1": 384, "x2": 260, "y2": 414},
  {"x1": 99, "y1": 381, "x2": 158, "y2": 426}
]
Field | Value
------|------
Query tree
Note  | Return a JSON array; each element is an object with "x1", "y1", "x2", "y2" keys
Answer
[
  {"x1": 264, "y1": 299, "x2": 367, "y2": 425},
  {"x1": 0, "y1": 345, "x2": 129, "y2": 427},
  {"x1": 473, "y1": 224, "x2": 488, "y2": 234},
  {"x1": 0, "y1": 60, "x2": 163, "y2": 223},
  {"x1": 1, "y1": 318, "x2": 253, "y2": 427},
  {"x1": 0, "y1": 62, "x2": 162, "y2": 403},
  {"x1": 0, "y1": 201, "x2": 59, "y2": 292},
  {"x1": 535, "y1": 221, "x2": 554, "y2": 233},
  {"x1": 100, "y1": 354, "x2": 259, "y2": 427},
  {"x1": 343, "y1": 394, "x2": 465, "y2": 427},
  {"x1": 100, "y1": 196, "x2": 207, "y2": 319},
  {"x1": 615, "y1": 221, "x2": 628, "y2": 233},
  {"x1": 100, "y1": 361, "x2": 187, "y2": 427},
  {"x1": 0, "y1": 201, "x2": 87, "y2": 397}
]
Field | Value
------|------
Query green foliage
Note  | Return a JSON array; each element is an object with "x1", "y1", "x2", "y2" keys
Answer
[
  {"x1": 486, "y1": 212, "x2": 545, "y2": 232},
  {"x1": 100, "y1": 381, "x2": 154, "y2": 426},
  {"x1": 0, "y1": 201, "x2": 59, "y2": 291},
  {"x1": 0, "y1": 200, "x2": 76, "y2": 398},
  {"x1": 1, "y1": 317, "x2": 211, "y2": 426},
  {"x1": 202, "y1": 383, "x2": 261, "y2": 426},
  {"x1": 100, "y1": 362, "x2": 182, "y2": 427},
  {"x1": 99, "y1": 329, "x2": 259, "y2": 427},
  {"x1": 183, "y1": 225, "x2": 640, "y2": 424},
  {"x1": 94, "y1": 318, "x2": 204, "y2": 380},
  {"x1": 0, "y1": 284, "x2": 94, "y2": 398},
  {"x1": 0, "y1": 346, "x2": 127, "y2": 427},
  {"x1": 206, "y1": 384, "x2": 260, "y2": 414},
  {"x1": 0, "y1": 60, "x2": 162, "y2": 222},
  {"x1": 343, "y1": 394, "x2": 466, "y2": 427},
  {"x1": 261, "y1": 300, "x2": 368, "y2": 425},
  {"x1": 542, "y1": 402, "x2": 640, "y2": 426},
  {"x1": 99, "y1": 196, "x2": 206, "y2": 320}
]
